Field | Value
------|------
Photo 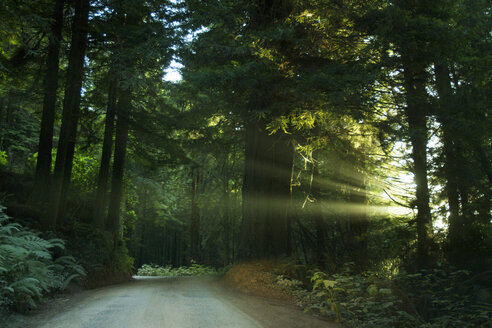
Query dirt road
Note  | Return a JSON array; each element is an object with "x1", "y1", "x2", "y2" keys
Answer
[{"x1": 5, "y1": 276, "x2": 338, "y2": 328}]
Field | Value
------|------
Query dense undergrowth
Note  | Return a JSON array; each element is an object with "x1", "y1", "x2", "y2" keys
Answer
[
  {"x1": 136, "y1": 261, "x2": 223, "y2": 277},
  {"x1": 60, "y1": 221, "x2": 134, "y2": 288},
  {"x1": 0, "y1": 172, "x2": 135, "y2": 290},
  {"x1": 0, "y1": 206, "x2": 85, "y2": 313},
  {"x1": 226, "y1": 261, "x2": 492, "y2": 328},
  {"x1": 307, "y1": 267, "x2": 492, "y2": 327}
]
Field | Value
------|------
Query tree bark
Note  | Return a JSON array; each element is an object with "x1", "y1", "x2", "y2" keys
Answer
[
  {"x1": 238, "y1": 0, "x2": 295, "y2": 260},
  {"x1": 267, "y1": 132, "x2": 293, "y2": 257},
  {"x1": 346, "y1": 167, "x2": 369, "y2": 270},
  {"x1": 311, "y1": 153, "x2": 327, "y2": 268},
  {"x1": 106, "y1": 87, "x2": 131, "y2": 237},
  {"x1": 239, "y1": 115, "x2": 293, "y2": 259},
  {"x1": 402, "y1": 57, "x2": 433, "y2": 268},
  {"x1": 93, "y1": 73, "x2": 118, "y2": 229},
  {"x1": 434, "y1": 63, "x2": 463, "y2": 258},
  {"x1": 104, "y1": 1, "x2": 140, "y2": 242},
  {"x1": 189, "y1": 167, "x2": 201, "y2": 262},
  {"x1": 239, "y1": 117, "x2": 264, "y2": 259},
  {"x1": 222, "y1": 184, "x2": 231, "y2": 266},
  {"x1": 48, "y1": 0, "x2": 90, "y2": 229},
  {"x1": 34, "y1": 0, "x2": 64, "y2": 205}
]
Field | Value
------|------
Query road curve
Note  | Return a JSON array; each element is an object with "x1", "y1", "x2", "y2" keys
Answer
[{"x1": 8, "y1": 276, "x2": 338, "y2": 328}]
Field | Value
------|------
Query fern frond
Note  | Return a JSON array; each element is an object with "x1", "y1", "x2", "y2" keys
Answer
[
  {"x1": 0, "y1": 205, "x2": 86, "y2": 312},
  {"x1": 47, "y1": 238, "x2": 65, "y2": 250}
]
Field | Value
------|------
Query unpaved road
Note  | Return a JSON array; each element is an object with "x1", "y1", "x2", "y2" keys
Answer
[{"x1": 4, "y1": 276, "x2": 339, "y2": 328}]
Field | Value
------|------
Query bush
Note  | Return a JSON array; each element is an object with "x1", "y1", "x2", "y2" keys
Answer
[
  {"x1": 307, "y1": 267, "x2": 492, "y2": 328},
  {"x1": 225, "y1": 260, "x2": 304, "y2": 301},
  {"x1": 0, "y1": 205, "x2": 85, "y2": 312},
  {"x1": 59, "y1": 221, "x2": 133, "y2": 288},
  {"x1": 0, "y1": 151, "x2": 7, "y2": 167},
  {"x1": 137, "y1": 260, "x2": 220, "y2": 277}
]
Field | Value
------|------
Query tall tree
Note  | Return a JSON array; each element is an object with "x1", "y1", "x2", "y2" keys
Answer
[
  {"x1": 105, "y1": 0, "x2": 175, "y2": 238},
  {"x1": 359, "y1": 0, "x2": 435, "y2": 267},
  {"x1": 238, "y1": 0, "x2": 295, "y2": 259},
  {"x1": 47, "y1": 0, "x2": 90, "y2": 228},
  {"x1": 93, "y1": 71, "x2": 117, "y2": 229},
  {"x1": 401, "y1": 56, "x2": 432, "y2": 267},
  {"x1": 434, "y1": 62, "x2": 463, "y2": 259},
  {"x1": 34, "y1": 0, "x2": 65, "y2": 204},
  {"x1": 189, "y1": 167, "x2": 200, "y2": 261},
  {"x1": 106, "y1": 86, "x2": 131, "y2": 237}
]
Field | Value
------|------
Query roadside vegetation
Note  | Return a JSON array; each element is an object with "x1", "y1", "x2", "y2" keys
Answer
[
  {"x1": 136, "y1": 261, "x2": 224, "y2": 277},
  {"x1": 0, "y1": 206, "x2": 85, "y2": 314},
  {"x1": 0, "y1": 0, "x2": 490, "y2": 326},
  {"x1": 226, "y1": 261, "x2": 492, "y2": 328}
]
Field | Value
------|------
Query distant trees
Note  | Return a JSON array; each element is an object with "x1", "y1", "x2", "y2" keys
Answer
[
  {"x1": 179, "y1": 0, "x2": 491, "y2": 269},
  {"x1": 0, "y1": 0, "x2": 489, "y2": 272},
  {"x1": 1, "y1": 0, "x2": 175, "y2": 237}
]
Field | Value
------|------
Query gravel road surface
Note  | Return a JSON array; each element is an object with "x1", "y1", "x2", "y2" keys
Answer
[{"x1": 5, "y1": 276, "x2": 339, "y2": 328}]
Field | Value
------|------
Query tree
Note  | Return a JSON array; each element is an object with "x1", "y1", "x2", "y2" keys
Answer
[
  {"x1": 48, "y1": 0, "x2": 90, "y2": 228},
  {"x1": 34, "y1": 0, "x2": 65, "y2": 204},
  {"x1": 93, "y1": 71, "x2": 117, "y2": 229},
  {"x1": 105, "y1": 0, "x2": 175, "y2": 238},
  {"x1": 189, "y1": 167, "x2": 200, "y2": 261}
]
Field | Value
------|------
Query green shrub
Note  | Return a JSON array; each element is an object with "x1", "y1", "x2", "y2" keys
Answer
[
  {"x1": 0, "y1": 151, "x2": 6, "y2": 167},
  {"x1": 309, "y1": 271, "x2": 415, "y2": 327},
  {"x1": 0, "y1": 205, "x2": 85, "y2": 312},
  {"x1": 137, "y1": 260, "x2": 220, "y2": 277},
  {"x1": 307, "y1": 268, "x2": 491, "y2": 328},
  {"x1": 60, "y1": 221, "x2": 133, "y2": 287}
]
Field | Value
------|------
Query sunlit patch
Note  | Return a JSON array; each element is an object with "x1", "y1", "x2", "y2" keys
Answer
[
  {"x1": 244, "y1": 194, "x2": 412, "y2": 219},
  {"x1": 319, "y1": 202, "x2": 412, "y2": 217},
  {"x1": 163, "y1": 59, "x2": 183, "y2": 82},
  {"x1": 433, "y1": 217, "x2": 448, "y2": 231},
  {"x1": 379, "y1": 205, "x2": 413, "y2": 217}
]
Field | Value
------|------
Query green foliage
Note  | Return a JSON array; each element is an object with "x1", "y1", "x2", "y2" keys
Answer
[
  {"x1": 0, "y1": 151, "x2": 6, "y2": 167},
  {"x1": 61, "y1": 221, "x2": 133, "y2": 286},
  {"x1": 307, "y1": 267, "x2": 492, "y2": 328},
  {"x1": 69, "y1": 151, "x2": 100, "y2": 192},
  {"x1": 136, "y1": 261, "x2": 221, "y2": 277},
  {"x1": 0, "y1": 4, "x2": 489, "y2": 328},
  {"x1": 29, "y1": 149, "x2": 99, "y2": 193},
  {"x1": 0, "y1": 205, "x2": 85, "y2": 312}
]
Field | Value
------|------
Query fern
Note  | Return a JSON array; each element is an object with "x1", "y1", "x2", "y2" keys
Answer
[{"x1": 0, "y1": 205, "x2": 86, "y2": 312}]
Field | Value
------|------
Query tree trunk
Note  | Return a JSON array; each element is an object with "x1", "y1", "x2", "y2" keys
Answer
[
  {"x1": 48, "y1": 0, "x2": 90, "y2": 229},
  {"x1": 106, "y1": 87, "x2": 131, "y2": 238},
  {"x1": 34, "y1": 0, "x2": 64, "y2": 205},
  {"x1": 311, "y1": 153, "x2": 327, "y2": 268},
  {"x1": 476, "y1": 144, "x2": 492, "y2": 225},
  {"x1": 238, "y1": 0, "x2": 294, "y2": 260},
  {"x1": 434, "y1": 63, "x2": 463, "y2": 259},
  {"x1": 93, "y1": 73, "x2": 118, "y2": 229},
  {"x1": 268, "y1": 132, "x2": 293, "y2": 256},
  {"x1": 222, "y1": 185, "x2": 231, "y2": 266},
  {"x1": 402, "y1": 57, "x2": 433, "y2": 268},
  {"x1": 347, "y1": 168, "x2": 369, "y2": 271},
  {"x1": 239, "y1": 116, "x2": 293, "y2": 259},
  {"x1": 239, "y1": 117, "x2": 264, "y2": 259},
  {"x1": 189, "y1": 167, "x2": 201, "y2": 262}
]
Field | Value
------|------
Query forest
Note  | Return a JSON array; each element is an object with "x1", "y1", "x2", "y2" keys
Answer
[{"x1": 0, "y1": 0, "x2": 491, "y2": 327}]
